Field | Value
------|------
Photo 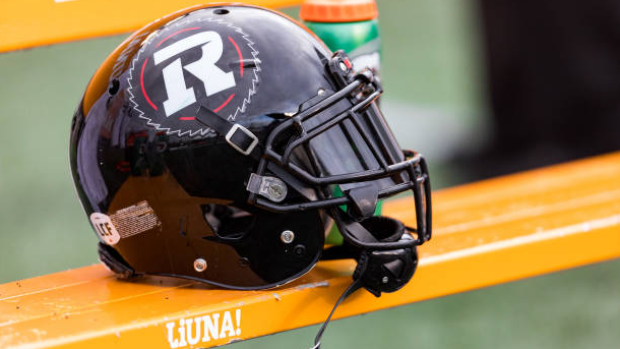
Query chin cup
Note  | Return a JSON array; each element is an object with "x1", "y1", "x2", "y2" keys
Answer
[
  {"x1": 353, "y1": 234, "x2": 418, "y2": 297},
  {"x1": 337, "y1": 215, "x2": 419, "y2": 297}
]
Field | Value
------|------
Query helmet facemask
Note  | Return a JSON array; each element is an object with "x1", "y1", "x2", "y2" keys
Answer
[
  {"x1": 244, "y1": 52, "x2": 432, "y2": 256},
  {"x1": 233, "y1": 51, "x2": 433, "y2": 348}
]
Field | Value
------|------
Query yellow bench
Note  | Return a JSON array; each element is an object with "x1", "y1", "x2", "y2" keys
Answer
[{"x1": 2, "y1": 152, "x2": 620, "y2": 349}]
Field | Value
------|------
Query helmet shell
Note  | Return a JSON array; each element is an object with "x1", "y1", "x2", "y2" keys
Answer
[{"x1": 70, "y1": 4, "x2": 336, "y2": 289}]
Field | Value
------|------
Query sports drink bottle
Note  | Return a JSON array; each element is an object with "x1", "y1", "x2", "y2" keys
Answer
[{"x1": 300, "y1": 0, "x2": 381, "y2": 77}]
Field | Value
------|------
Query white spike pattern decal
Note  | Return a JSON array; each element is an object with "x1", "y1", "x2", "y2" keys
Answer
[{"x1": 126, "y1": 12, "x2": 261, "y2": 138}]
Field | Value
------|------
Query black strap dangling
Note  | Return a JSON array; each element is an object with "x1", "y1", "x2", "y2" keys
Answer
[
  {"x1": 311, "y1": 216, "x2": 420, "y2": 349},
  {"x1": 310, "y1": 278, "x2": 363, "y2": 349}
]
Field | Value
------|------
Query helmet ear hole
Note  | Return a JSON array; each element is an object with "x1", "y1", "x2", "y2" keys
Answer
[{"x1": 201, "y1": 204, "x2": 256, "y2": 240}]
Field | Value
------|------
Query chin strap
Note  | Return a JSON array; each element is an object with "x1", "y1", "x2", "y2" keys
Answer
[
  {"x1": 97, "y1": 242, "x2": 136, "y2": 279},
  {"x1": 195, "y1": 105, "x2": 261, "y2": 157},
  {"x1": 311, "y1": 278, "x2": 364, "y2": 349},
  {"x1": 311, "y1": 216, "x2": 420, "y2": 349}
]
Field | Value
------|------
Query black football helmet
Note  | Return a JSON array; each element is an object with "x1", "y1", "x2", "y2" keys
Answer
[{"x1": 70, "y1": 4, "x2": 431, "y2": 293}]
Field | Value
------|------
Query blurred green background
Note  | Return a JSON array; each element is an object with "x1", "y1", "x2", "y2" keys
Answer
[{"x1": 1, "y1": 0, "x2": 619, "y2": 348}]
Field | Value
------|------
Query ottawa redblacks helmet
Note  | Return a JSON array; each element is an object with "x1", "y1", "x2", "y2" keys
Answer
[{"x1": 70, "y1": 4, "x2": 432, "y2": 293}]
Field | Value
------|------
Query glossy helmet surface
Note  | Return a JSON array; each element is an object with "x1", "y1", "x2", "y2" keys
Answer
[{"x1": 70, "y1": 4, "x2": 431, "y2": 290}]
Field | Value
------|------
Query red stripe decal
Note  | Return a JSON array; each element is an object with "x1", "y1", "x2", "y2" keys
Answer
[
  {"x1": 179, "y1": 116, "x2": 196, "y2": 121},
  {"x1": 228, "y1": 36, "x2": 243, "y2": 78},
  {"x1": 213, "y1": 93, "x2": 235, "y2": 113},
  {"x1": 140, "y1": 58, "x2": 158, "y2": 111},
  {"x1": 344, "y1": 58, "x2": 352, "y2": 69},
  {"x1": 156, "y1": 27, "x2": 200, "y2": 48}
]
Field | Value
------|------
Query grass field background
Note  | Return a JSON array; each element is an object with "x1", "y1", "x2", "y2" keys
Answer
[{"x1": 1, "y1": 0, "x2": 619, "y2": 348}]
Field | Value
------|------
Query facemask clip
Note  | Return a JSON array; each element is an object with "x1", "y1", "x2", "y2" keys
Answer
[
  {"x1": 247, "y1": 173, "x2": 288, "y2": 202},
  {"x1": 344, "y1": 184, "x2": 379, "y2": 220}
]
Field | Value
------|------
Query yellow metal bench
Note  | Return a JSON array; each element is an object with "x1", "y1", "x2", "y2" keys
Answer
[
  {"x1": 0, "y1": 0, "x2": 298, "y2": 53},
  {"x1": 2, "y1": 152, "x2": 620, "y2": 349}
]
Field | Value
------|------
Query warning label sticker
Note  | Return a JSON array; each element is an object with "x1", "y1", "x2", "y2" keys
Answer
[{"x1": 90, "y1": 212, "x2": 121, "y2": 245}]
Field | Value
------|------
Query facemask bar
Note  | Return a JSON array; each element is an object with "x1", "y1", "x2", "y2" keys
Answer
[{"x1": 247, "y1": 52, "x2": 432, "y2": 246}]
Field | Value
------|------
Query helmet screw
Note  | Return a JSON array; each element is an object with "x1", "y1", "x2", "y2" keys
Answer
[
  {"x1": 268, "y1": 183, "x2": 286, "y2": 201},
  {"x1": 294, "y1": 244, "x2": 306, "y2": 257},
  {"x1": 280, "y1": 230, "x2": 295, "y2": 244},
  {"x1": 193, "y1": 258, "x2": 207, "y2": 272},
  {"x1": 318, "y1": 88, "x2": 326, "y2": 96},
  {"x1": 339, "y1": 61, "x2": 348, "y2": 72},
  {"x1": 382, "y1": 276, "x2": 389, "y2": 284}
]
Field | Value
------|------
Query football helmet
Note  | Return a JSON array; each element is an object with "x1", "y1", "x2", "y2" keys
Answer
[{"x1": 70, "y1": 4, "x2": 432, "y2": 293}]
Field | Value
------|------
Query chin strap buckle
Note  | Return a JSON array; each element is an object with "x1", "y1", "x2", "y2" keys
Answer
[
  {"x1": 195, "y1": 105, "x2": 260, "y2": 156},
  {"x1": 226, "y1": 124, "x2": 259, "y2": 156}
]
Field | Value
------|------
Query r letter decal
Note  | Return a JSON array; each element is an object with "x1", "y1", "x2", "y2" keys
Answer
[
  {"x1": 127, "y1": 12, "x2": 260, "y2": 137},
  {"x1": 153, "y1": 31, "x2": 236, "y2": 117}
]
